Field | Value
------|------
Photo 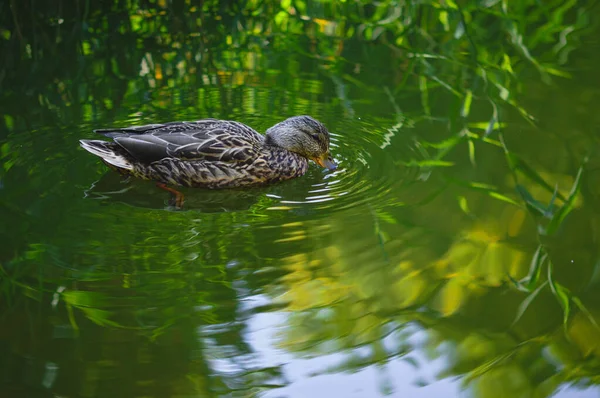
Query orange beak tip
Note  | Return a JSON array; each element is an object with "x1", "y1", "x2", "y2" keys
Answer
[{"x1": 314, "y1": 155, "x2": 337, "y2": 171}]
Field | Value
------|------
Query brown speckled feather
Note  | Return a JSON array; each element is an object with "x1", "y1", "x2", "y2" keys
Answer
[{"x1": 80, "y1": 119, "x2": 313, "y2": 188}]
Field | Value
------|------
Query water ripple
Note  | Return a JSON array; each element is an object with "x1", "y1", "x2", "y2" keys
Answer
[{"x1": 270, "y1": 118, "x2": 424, "y2": 214}]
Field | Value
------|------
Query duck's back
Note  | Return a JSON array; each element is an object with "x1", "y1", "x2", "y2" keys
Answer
[{"x1": 94, "y1": 119, "x2": 265, "y2": 163}]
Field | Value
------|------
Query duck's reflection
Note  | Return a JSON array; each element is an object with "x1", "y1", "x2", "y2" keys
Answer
[
  {"x1": 83, "y1": 172, "x2": 265, "y2": 212},
  {"x1": 83, "y1": 163, "x2": 343, "y2": 213}
]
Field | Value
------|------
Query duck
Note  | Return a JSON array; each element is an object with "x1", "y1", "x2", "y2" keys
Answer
[{"x1": 79, "y1": 115, "x2": 337, "y2": 205}]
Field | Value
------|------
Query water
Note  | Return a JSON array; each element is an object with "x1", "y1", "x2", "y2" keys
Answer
[{"x1": 2, "y1": 1, "x2": 600, "y2": 397}]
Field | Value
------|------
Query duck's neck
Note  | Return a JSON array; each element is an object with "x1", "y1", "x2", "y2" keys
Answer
[
  {"x1": 264, "y1": 147, "x2": 309, "y2": 180},
  {"x1": 263, "y1": 133, "x2": 279, "y2": 147},
  {"x1": 263, "y1": 133, "x2": 310, "y2": 176}
]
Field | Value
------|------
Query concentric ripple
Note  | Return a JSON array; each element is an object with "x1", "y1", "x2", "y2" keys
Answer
[{"x1": 267, "y1": 117, "x2": 426, "y2": 214}]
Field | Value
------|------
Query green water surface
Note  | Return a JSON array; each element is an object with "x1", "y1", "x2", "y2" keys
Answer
[{"x1": 2, "y1": 1, "x2": 600, "y2": 397}]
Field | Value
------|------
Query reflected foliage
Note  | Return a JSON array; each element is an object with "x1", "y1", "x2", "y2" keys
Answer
[{"x1": 1, "y1": 0, "x2": 600, "y2": 397}]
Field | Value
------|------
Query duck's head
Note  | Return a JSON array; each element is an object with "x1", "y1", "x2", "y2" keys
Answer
[{"x1": 265, "y1": 115, "x2": 337, "y2": 170}]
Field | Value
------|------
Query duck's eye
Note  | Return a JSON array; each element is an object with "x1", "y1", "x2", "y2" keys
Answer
[{"x1": 311, "y1": 133, "x2": 320, "y2": 140}]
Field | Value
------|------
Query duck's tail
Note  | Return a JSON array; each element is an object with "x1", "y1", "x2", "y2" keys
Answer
[{"x1": 79, "y1": 140, "x2": 134, "y2": 170}]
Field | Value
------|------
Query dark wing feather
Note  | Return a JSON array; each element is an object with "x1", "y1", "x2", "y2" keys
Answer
[
  {"x1": 96, "y1": 120, "x2": 264, "y2": 164},
  {"x1": 113, "y1": 136, "x2": 170, "y2": 163}
]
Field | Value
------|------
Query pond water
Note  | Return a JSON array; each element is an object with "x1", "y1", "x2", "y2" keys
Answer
[{"x1": 2, "y1": 2, "x2": 600, "y2": 397}]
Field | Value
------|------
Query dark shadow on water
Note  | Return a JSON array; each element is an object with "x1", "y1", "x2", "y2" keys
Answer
[
  {"x1": 83, "y1": 171, "x2": 266, "y2": 212},
  {"x1": 82, "y1": 167, "x2": 336, "y2": 213}
]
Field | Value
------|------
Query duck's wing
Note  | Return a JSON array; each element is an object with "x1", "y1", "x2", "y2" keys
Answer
[{"x1": 94, "y1": 120, "x2": 264, "y2": 164}]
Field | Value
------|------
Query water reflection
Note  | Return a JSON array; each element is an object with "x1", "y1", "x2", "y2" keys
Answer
[
  {"x1": 266, "y1": 205, "x2": 600, "y2": 397},
  {"x1": 84, "y1": 171, "x2": 266, "y2": 212},
  {"x1": 2, "y1": 0, "x2": 600, "y2": 397}
]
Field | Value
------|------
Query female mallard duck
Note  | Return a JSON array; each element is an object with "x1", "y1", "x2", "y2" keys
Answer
[{"x1": 80, "y1": 115, "x2": 337, "y2": 191}]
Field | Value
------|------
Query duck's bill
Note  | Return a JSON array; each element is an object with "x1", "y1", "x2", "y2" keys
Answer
[{"x1": 315, "y1": 154, "x2": 338, "y2": 171}]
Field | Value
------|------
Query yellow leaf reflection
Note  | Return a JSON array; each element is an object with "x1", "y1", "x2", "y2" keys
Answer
[
  {"x1": 440, "y1": 221, "x2": 526, "y2": 286},
  {"x1": 433, "y1": 221, "x2": 527, "y2": 315},
  {"x1": 568, "y1": 311, "x2": 600, "y2": 357}
]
